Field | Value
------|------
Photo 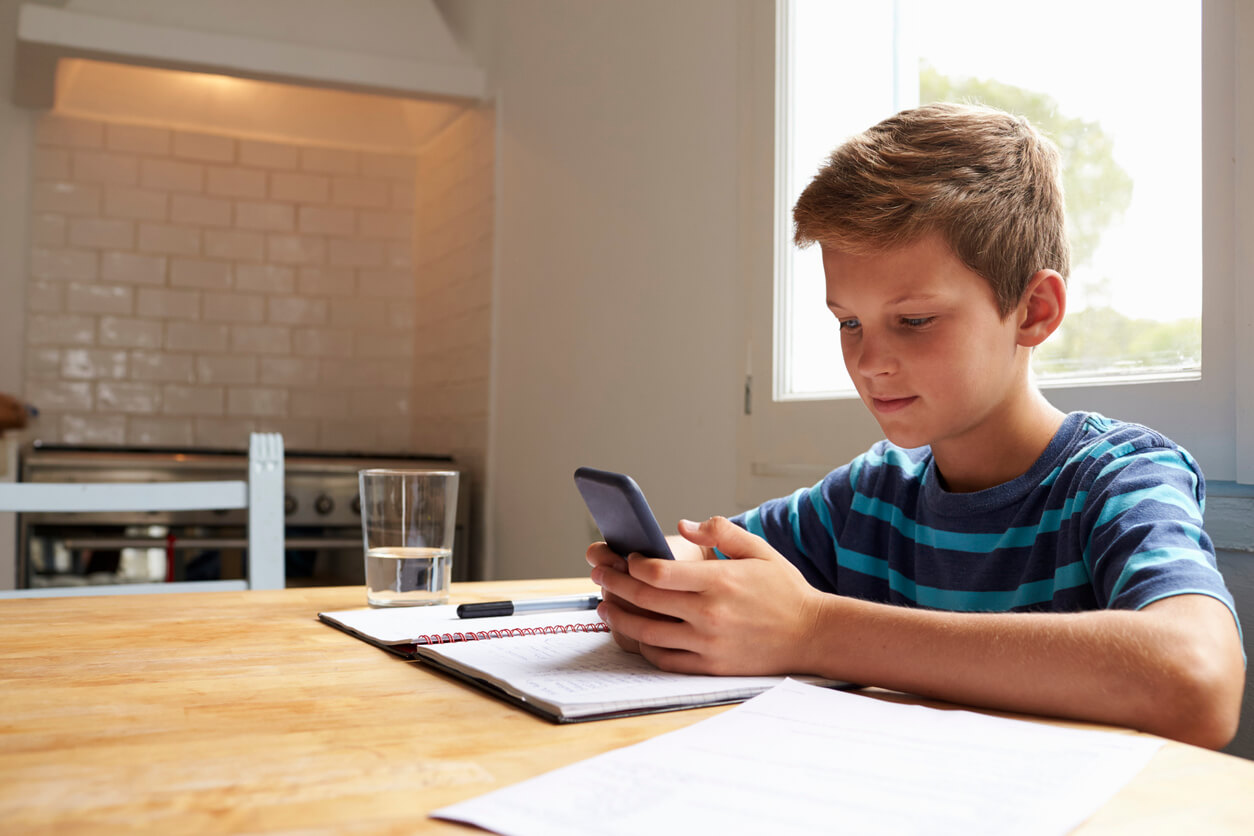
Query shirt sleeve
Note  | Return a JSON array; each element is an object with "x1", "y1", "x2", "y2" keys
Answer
[{"x1": 1079, "y1": 442, "x2": 1239, "y2": 630}]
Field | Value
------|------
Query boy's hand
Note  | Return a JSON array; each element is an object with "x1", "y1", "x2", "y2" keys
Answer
[{"x1": 590, "y1": 516, "x2": 824, "y2": 676}]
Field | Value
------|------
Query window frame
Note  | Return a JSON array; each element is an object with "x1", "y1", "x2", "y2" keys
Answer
[{"x1": 736, "y1": 0, "x2": 1253, "y2": 509}]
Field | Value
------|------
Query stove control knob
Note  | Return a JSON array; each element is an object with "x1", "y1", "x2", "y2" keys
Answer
[
  {"x1": 314, "y1": 494, "x2": 334, "y2": 516},
  {"x1": 350, "y1": 494, "x2": 361, "y2": 515},
  {"x1": 284, "y1": 494, "x2": 297, "y2": 515}
]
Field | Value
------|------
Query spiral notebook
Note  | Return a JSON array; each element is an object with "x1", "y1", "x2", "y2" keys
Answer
[{"x1": 318, "y1": 604, "x2": 850, "y2": 723}]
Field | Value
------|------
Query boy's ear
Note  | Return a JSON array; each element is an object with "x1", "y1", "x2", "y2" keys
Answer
[{"x1": 1016, "y1": 270, "x2": 1066, "y2": 348}]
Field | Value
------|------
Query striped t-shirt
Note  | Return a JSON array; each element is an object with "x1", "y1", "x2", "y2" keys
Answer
[{"x1": 732, "y1": 412, "x2": 1238, "y2": 621}]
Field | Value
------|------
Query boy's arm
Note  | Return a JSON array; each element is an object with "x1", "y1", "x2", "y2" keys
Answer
[{"x1": 590, "y1": 516, "x2": 1245, "y2": 750}]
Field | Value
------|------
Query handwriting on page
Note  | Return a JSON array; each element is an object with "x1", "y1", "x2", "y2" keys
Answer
[{"x1": 431, "y1": 632, "x2": 792, "y2": 705}]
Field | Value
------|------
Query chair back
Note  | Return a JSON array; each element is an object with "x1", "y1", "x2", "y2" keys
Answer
[{"x1": 0, "y1": 433, "x2": 284, "y2": 597}]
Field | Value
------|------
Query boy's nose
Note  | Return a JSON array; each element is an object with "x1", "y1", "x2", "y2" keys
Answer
[{"x1": 854, "y1": 333, "x2": 896, "y2": 378}]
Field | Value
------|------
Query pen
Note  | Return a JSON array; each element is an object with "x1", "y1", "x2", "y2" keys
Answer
[{"x1": 456, "y1": 593, "x2": 602, "y2": 619}]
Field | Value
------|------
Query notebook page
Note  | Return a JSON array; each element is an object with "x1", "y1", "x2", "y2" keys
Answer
[{"x1": 425, "y1": 631, "x2": 833, "y2": 713}]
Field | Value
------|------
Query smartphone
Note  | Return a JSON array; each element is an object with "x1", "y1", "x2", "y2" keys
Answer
[{"x1": 573, "y1": 467, "x2": 675, "y2": 560}]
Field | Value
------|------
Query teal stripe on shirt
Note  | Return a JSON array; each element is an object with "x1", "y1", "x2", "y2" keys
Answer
[{"x1": 837, "y1": 545, "x2": 1093, "y2": 610}]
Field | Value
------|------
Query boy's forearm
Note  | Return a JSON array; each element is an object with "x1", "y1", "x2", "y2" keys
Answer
[{"x1": 803, "y1": 592, "x2": 1244, "y2": 749}]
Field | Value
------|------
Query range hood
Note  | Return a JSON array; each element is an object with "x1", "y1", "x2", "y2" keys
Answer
[{"x1": 13, "y1": 0, "x2": 487, "y2": 108}]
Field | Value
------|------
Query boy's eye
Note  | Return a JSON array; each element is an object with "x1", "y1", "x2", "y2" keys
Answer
[
  {"x1": 838, "y1": 318, "x2": 861, "y2": 332},
  {"x1": 900, "y1": 316, "x2": 935, "y2": 329}
]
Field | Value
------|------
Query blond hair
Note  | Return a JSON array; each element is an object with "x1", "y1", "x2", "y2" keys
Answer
[{"x1": 793, "y1": 102, "x2": 1070, "y2": 316}]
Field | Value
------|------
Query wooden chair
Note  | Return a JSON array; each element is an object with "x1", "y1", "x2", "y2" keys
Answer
[{"x1": 0, "y1": 433, "x2": 285, "y2": 597}]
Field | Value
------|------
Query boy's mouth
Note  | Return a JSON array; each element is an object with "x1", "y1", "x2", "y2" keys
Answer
[{"x1": 871, "y1": 396, "x2": 917, "y2": 413}]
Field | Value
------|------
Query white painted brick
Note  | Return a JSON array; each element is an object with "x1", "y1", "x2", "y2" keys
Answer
[
  {"x1": 163, "y1": 385, "x2": 225, "y2": 416},
  {"x1": 171, "y1": 193, "x2": 232, "y2": 227},
  {"x1": 385, "y1": 300, "x2": 415, "y2": 330},
  {"x1": 235, "y1": 264, "x2": 295, "y2": 294},
  {"x1": 196, "y1": 355, "x2": 258, "y2": 384},
  {"x1": 138, "y1": 222, "x2": 201, "y2": 256},
  {"x1": 32, "y1": 182, "x2": 102, "y2": 216},
  {"x1": 239, "y1": 139, "x2": 300, "y2": 170},
  {"x1": 66, "y1": 282, "x2": 133, "y2": 316},
  {"x1": 68, "y1": 217, "x2": 135, "y2": 250},
  {"x1": 27, "y1": 281, "x2": 63, "y2": 313},
  {"x1": 374, "y1": 419, "x2": 412, "y2": 451},
  {"x1": 31, "y1": 214, "x2": 66, "y2": 246},
  {"x1": 173, "y1": 131, "x2": 235, "y2": 163},
  {"x1": 357, "y1": 268, "x2": 414, "y2": 298},
  {"x1": 203, "y1": 292, "x2": 264, "y2": 324},
  {"x1": 204, "y1": 229, "x2": 265, "y2": 261},
  {"x1": 331, "y1": 176, "x2": 390, "y2": 208},
  {"x1": 194, "y1": 417, "x2": 256, "y2": 447},
  {"x1": 355, "y1": 331, "x2": 413, "y2": 359},
  {"x1": 227, "y1": 387, "x2": 288, "y2": 417},
  {"x1": 329, "y1": 297, "x2": 386, "y2": 329},
  {"x1": 165, "y1": 322, "x2": 229, "y2": 352},
  {"x1": 72, "y1": 150, "x2": 139, "y2": 186},
  {"x1": 255, "y1": 418, "x2": 318, "y2": 449},
  {"x1": 386, "y1": 241, "x2": 413, "y2": 268},
  {"x1": 34, "y1": 149, "x2": 71, "y2": 180},
  {"x1": 206, "y1": 166, "x2": 266, "y2": 199},
  {"x1": 327, "y1": 238, "x2": 385, "y2": 268},
  {"x1": 391, "y1": 182, "x2": 416, "y2": 210},
  {"x1": 236, "y1": 201, "x2": 296, "y2": 232},
  {"x1": 301, "y1": 146, "x2": 358, "y2": 175},
  {"x1": 170, "y1": 258, "x2": 232, "y2": 290},
  {"x1": 61, "y1": 348, "x2": 127, "y2": 380},
  {"x1": 103, "y1": 186, "x2": 168, "y2": 221},
  {"x1": 128, "y1": 417, "x2": 194, "y2": 446},
  {"x1": 36, "y1": 115, "x2": 104, "y2": 149},
  {"x1": 317, "y1": 357, "x2": 355, "y2": 386},
  {"x1": 129, "y1": 351, "x2": 195, "y2": 383},
  {"x1": 106, "y1": 123, "x2": 171, "y2": 156},
  {"x1": 30, "y1": 248, "x2": 98, "y2": 282},
  {"x1": 361, "y1": 152, "x2": 417, "y2": 180},
  {"x1": 267, "y1": 234, "x2": 326, "y2": 265},
  {"x1": 230, "y1": 325, "x2": 291, "y2": 355},
  {"x1": 26, "y1": 348, "x2": 62, "y2": 379},
  {"x1": 297, "y1": 205, "x2": 354, "y2": 236},
  {"x1": 290, "y1": 388, "x2": 349, "y2": 419},
  {"x1": 348, "y1": 388, "x2": 410, "y2": 419},
  {"x1": 140, "y1": 159, "x2": 204, "y2": 192},
  {"x1": 259, "y1": 356, "x2": 320, "y2": 386},
  {"x1": 357, "y1": 209, "x2": 413, "y2": 240},
  {"x1": 101, "y1": 251, "x2": 167, "y2": 285},
  {"x1": 270, "y1": 171, "x2": 329, "y2": 203},
  {"x1": 97, "y1": 381, "x2": 160, "y2": 413},
  {"x1": 267, "y1": 297, "x2": 327, "y2": 326},
  {"x1": 137, "y1": 287, "x2": 200, "y2": 320},
  {"x1": 61, "y1": 414, "x2": 126, "y2": 445},
  {"x1": 296, "y1": 266, "x2": 354, "y2": 296},
  {"x1": 24, "y1": 380, "x2": 93, "y2": 411},
  {"x1": 318, "y1": 418, "x2": 374, "y2": 450},
  {"x1": 99, "y1": 316, "x2": 163, "y2": 349},
  {"x1": 292, "y1": 328, "x2": 353, "y2": 357}
]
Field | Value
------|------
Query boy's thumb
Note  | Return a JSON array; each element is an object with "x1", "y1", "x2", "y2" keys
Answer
[{"x1": 677, "y1": 516, "x2": 757, "y2": 557}]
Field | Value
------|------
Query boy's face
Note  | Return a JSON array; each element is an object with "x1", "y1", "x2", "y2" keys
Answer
[{"x1": 822, "y1": 234, "x2": 1030, "y2": 453}]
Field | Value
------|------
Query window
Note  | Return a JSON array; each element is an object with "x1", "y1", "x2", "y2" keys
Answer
[
  {"x1": 736, "y1": 0, "x2": 1251, "y2": 507},
  {"x1": 781, "y1": 0, "x2": 1202, "y2": 399}
]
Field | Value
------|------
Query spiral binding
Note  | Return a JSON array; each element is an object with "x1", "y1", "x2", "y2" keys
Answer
[{"x1": 419, "y1": 620, "x2": 610, "y2": 646}]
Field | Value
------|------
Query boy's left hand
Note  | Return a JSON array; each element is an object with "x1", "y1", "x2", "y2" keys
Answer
[{"x1": 590, "y1": 516, "x2": 824, "y2": 676}]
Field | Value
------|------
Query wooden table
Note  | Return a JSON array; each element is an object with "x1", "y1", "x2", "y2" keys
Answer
[{"x1": 2, "y1": 580, "x2": 1252, "y2": 834}]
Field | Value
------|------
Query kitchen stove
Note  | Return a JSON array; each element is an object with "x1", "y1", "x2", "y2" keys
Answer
[{"x1": 13, "y1": 442, "x2": 470, "y2": 590}]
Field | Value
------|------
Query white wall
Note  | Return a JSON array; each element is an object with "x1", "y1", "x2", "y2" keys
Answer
[{"x1": 486, "y1": 1, "x2": 746, "y2": 578}]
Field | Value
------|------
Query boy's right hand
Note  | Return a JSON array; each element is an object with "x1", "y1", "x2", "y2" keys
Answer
[{"x1": 585, "y1": 533, "x2": 705, "y2": 654}]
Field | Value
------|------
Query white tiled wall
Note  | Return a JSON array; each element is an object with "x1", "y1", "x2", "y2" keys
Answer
[
  {"x1": 24, "y1": 114, "x2": 421, "y2": 453},
  {"x1": 412, "y1": 106, "x2": 495, "y2": 572}
]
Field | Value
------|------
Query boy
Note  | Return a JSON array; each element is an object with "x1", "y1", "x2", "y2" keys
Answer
[{"x1": 586, "y1": 103, "x2": 1244, "y2": 749}]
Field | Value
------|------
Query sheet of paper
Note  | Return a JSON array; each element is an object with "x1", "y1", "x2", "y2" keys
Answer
[{"x1": 432, "y1": 679, "x2": 1163, "y2": 836}]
